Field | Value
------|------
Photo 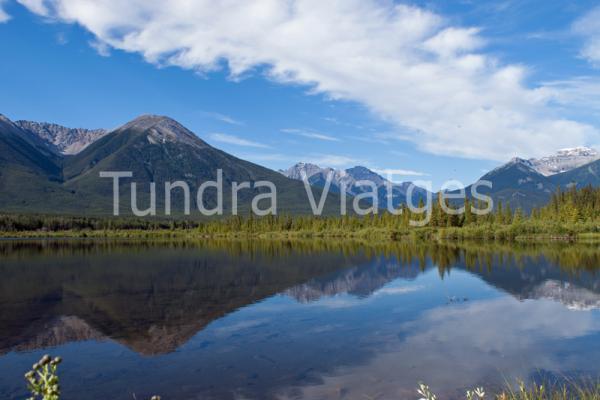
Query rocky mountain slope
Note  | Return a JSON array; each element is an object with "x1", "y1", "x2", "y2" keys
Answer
[
  {"x1": 281, "y1": 162, "x2": 429, "y2": 208},
  {"x1": 528, "y1": 147, "x2": 599, "y2": 176},
  {"x1": 471, "y1": 153, "x2": 600, "y2": 210},
  {"x1": 466, "y1": 157, "x2": 555, "y2": 210},
  {"x1": 15, "y1": 120, "x2": 107, "y2": 155},
  {"x1": 548, "y1": 158, "x2": 600, "y2": 190},
  {"x1": 0, "y1": 114, "x2": 345, "y2": 215}
]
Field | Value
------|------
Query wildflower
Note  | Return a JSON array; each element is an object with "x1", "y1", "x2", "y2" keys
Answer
[
  {"x1": 40, "y1": 355, "x2": 51, "y2": 365},
  {"x1": 25, "y1": 354, "x2": 61, "y2": 400},
  {"x1": 473, "y1": 387, "x2": 485, "y2": 398},
  {"x1": 417, "y1": 383, "x2": 437, "y2": 400}
]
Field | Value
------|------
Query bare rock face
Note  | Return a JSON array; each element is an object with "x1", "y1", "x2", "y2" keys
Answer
[
  {"x1": 118, "y1": 114, "x2": 209, "y2": 149},
  {"x1": 281, "y1": 163, "x2": 388, "y2": 195},
  {"x1": 15, "y1": 120, "x2": 107, "y2": 155},
  {"x1": 281, "y1": 162, "x2": 332, "y2": 181},
  {"x1": 528, "y1": 147, "x2": 600, "y2": 176},
  {"x1": 280, "y1": 162, "x2": 429, "y2": 207}
]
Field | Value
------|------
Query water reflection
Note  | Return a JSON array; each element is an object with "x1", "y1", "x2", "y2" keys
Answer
[
  {"x1": 0, "y1": 240, "x2": 372, "y2": 355},
  {"x1": 0, "y1": 240, "x2": 599, "y2": 399},
  {"x1": 290, "y1": 296, "x2": 600, "y2": 400}
]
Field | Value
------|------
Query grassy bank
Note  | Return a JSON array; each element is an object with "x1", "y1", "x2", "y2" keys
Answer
[{"x1": 0, "y1": 222, "x2": 596, "y2": 242}]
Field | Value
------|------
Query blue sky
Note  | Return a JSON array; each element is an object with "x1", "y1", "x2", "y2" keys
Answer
[{"x1": 1, "y1": 0, "x2": 599, "y2": 189}]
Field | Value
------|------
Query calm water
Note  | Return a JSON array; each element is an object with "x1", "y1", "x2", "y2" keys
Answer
[{"x1": 1, "y1": 239, "x2": 600, "y2": 399}]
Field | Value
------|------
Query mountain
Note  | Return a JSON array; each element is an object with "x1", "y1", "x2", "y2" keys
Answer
[
  {"x1": 466, "y1": 158, "x2": 556, "y2": 211},
  {"x1": 0, "y1": 114, "x2": 61, "y2": 176},
  {"x1": 4, "y1": 111, "x2": 600, "y2": 216},
  {"x1": 473, "y1": 152, "x2": 600, "y2": 211},
  {"x1": 528, "y1": 147, "x2": 600, "y2": 176},
  {"x1": 281, "y1": 162, "x2": 429, "y2": 208},
  {"x1": 282, "y1": 162, "x2": 334, "y2": 183},
  {"x1": 0, "y1": 114, "x2": 345, "y2": 215},
  {"x1": 0, "y1": 114, "x2": 76, "y2": 211},
  {"x1": 548, "y1": 158, "x2": 600, "y2": 190},
  {"x1": 15, "y1": 120, "x2": 107, "y2": 155},
  {"x1": 282, "y1": 149, "x2": 600, "y2": 213}
]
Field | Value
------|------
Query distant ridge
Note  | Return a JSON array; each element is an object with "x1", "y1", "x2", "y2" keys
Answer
[
  {"x1": 466, "y1": 157, "x2": 555, "y2": 211},
  {"x1": 280, "y1": 162, "x2": 429, "y2": 207},
  {"x1": 468, "y1": 153, "x2": 600, "y2": 211},
  {"x1": 15, "y1": 120, "x2": 107, "y2": 155},
  {"x1": 527, "y1": 147, "x2": 600, "y2": 176}
]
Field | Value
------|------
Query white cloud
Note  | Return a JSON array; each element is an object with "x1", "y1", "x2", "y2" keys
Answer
[
  {"x1": 323, "y1": 117, "x2": 365, "y2": 130},
  {"x1": 373, "y1": 168, "x2": 429, "y2": 177},
  {"x1": 16, "y1": 0, "x2": 48, "y2": 15},
  {"x1": 541, "y1": 77, "x2": 600, "y2": 117},
  {"x1": 89, "y1": 39, "x2": 110, "y2": 57},
  {"x1": 0, "y1": 0, "x2": 10, "y2": 22},
  {"x1": 423, "y1": 27, "x2": 484, "y2": 58},
  {"x1": 209, "y1": 132, "x2": 270, "y2": 148},
  {"x1": 18, "y1": 0, "x2": 600, "y2": 161},
  {"x1": 307, "y1": 154, "x2": 363, "y2": 168},
  {"x1": 573, "y1": 6, "x2": 600, "y2": 67},
  {"x1": 281, "y1": 128, "x2": 340, "y2": 142},
  {"x1": 237, "y1": 152, "x2": 292, "y2": 163},
  {"x1": 201, "y1": 111, "x2": 244, "y2": 126},
  {"x1": 56, "y1": 31, "x2": 68, "y2": 45}
]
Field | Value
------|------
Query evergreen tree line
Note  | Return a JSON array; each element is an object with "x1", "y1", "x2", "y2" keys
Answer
[
  {"x1": 197, "y1": 185, "x2": 600, "y2": 234},
  {"x1": 1, "y1": 185, "x2": 599, "y2": 234},
  {"x1": 0, "y1": 214, "x2": 199, "y2": 232}
]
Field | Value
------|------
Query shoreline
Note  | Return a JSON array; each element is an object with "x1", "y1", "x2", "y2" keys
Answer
[{"x1": 0, "y1": 227, "x2": 594, "y2": 242}]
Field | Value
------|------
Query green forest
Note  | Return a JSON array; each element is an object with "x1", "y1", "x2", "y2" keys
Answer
[{"x1": 1, "y1": 185, "x2": 600, "y2": 241}]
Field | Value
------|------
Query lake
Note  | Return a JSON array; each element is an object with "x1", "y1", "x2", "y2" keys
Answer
[{"x1": 1, "y1": 239, "x2": 600, "y2": 399}]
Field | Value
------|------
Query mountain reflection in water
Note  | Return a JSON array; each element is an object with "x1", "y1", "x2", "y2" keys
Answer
[{"x1": 0, "y1": 239, "x2": 599, "y2": 399}]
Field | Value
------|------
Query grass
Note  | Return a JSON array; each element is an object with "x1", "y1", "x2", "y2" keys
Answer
[
  {"x1": 0, "y1": 225, "x2": 596, "y2": 243},
  {"x1": 418, "y1": 381, "x2": 600, "y2": 400}
]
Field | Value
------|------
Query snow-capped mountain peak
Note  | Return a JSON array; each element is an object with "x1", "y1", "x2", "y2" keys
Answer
[
  {"x1": 557, "y1": 146, "x2": 598, "y2": 157},
  {"x1": 528, "y1": 146, "x2": 600, "y2": 176}
]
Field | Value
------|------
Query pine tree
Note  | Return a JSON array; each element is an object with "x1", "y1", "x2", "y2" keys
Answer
[
  {"x1": 495, "y1": 201, "x2": 504, "y2": 225},
  {"x1": 464, "y1": 197, "x2": 473, "y2": 225},
  {"x1": 504, "y1": 204, "x2": 513, "y2": 225}
]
